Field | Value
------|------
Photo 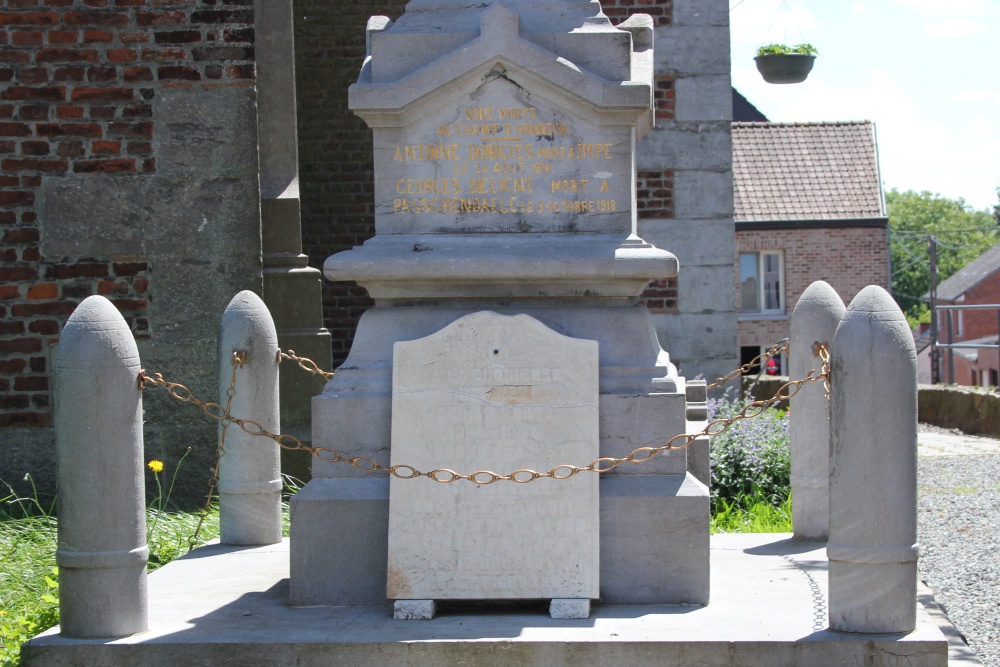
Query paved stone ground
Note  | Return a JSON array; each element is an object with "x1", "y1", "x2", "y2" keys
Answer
[{"x1": 918, "y1": 425, "x2": 1000, "y2": 667}]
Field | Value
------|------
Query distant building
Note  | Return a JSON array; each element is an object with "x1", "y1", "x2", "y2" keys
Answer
[
  {"x1": 926, "y1": 242, "x2": 1000, "y2": 387},
  {"x1": 732, "y1": 120, "x2": 890, "y2": 372}
]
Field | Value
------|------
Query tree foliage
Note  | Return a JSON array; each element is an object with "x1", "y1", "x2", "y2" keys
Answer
[{"x1": 888, "y1": 189, "x2": 999, "y2": 324}]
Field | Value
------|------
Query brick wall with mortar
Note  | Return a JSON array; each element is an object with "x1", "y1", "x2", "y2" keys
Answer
[
  {"x1": 295, "y1": 0, "x2": 681, "y2": 366},
  {"x1": 736, "y1": 225, "x2": 889, "y2": 354},
  {"x1": 1, "y1": 1, "x2": 260, "y2": 499}
]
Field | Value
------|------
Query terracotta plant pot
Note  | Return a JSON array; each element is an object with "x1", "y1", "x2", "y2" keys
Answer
[{"x1": 754, "y1": 54, "x2": 816, "y2": 84}]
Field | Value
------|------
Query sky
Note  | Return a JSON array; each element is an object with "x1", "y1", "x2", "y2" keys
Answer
[{"x1": 729, "y1": 0, "x2": 1000, "y2": 212}]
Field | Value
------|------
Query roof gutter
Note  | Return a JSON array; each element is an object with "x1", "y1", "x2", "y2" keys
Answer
[{"x1": 735, "y1": 217, "x2": 889, "y2": 231}]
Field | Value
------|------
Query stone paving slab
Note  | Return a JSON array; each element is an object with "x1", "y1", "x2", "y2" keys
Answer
[{"x1": 25, "y1": 534, "x2": 957, "y2": 667}]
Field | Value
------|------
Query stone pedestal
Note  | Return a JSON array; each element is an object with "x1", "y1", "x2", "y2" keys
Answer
[
  {"x1": 290, "y1": 0, "x2": 708, "y2": 609},
  {"x1": 256, "y1": 0, "x2": 332, "y2": 482}
]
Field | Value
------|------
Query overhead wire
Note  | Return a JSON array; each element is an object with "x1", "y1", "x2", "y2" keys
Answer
[{"x1": 890, "y1": 226, "x2": 1000, "y2": 236}]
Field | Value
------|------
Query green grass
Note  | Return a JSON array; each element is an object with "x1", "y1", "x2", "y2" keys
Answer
[
  {"x1": 0, "y1": 482, "x2": 60, "y2": 667},
  {"x1": 0, "y1": 471, "x2": 226, "y2": 667},
  {"x1": 710, "y1": 493, "x2": 793, "y2": 534},
  {"x1": 0, "y1": 466, "x2": 301, "y2": 667}
]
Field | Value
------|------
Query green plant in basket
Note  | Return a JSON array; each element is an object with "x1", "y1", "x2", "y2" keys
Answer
[{"x1": 756, "y1": 42, "x2": 818, "y2": 57}]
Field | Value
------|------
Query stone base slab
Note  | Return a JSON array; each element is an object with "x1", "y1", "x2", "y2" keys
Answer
[
  {"x1": 393, "y1": 600, "x2": 436, "y2": 620},
  {"x1": 25, "y1": 535, "x2": 954, "y2": 667},
  {"x1": 290, "y1": 473, "x2": 708, "y2": 607},
  {"x1": 549, "y1": 599, "x2": 590, "y2": 619}
]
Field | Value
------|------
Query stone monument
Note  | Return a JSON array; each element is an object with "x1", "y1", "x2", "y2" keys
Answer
[{"x1": 290, "y1": 0, "x2": 709, "y2": 612}]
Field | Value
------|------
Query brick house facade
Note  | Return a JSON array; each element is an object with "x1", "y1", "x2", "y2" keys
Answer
[
  {"x1": 930, "y1": 242, "x2": 1000, "y2": 387},
  {"x1": 732, "y1": 121, "x2": 890, "y2": 372}
]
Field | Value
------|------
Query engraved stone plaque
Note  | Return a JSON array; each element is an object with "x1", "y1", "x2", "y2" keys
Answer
[
  {"x1": 374, "y1": 73, "x2": 634, "y2": 235},
  {"x1": 388, "y1": 311, "x2": 599, "y2": 600}
]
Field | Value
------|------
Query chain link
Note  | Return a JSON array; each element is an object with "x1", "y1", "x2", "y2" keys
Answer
[
  {"x1": 277, "y1": 349, "x2": 334, "y2": 381},
  {"x1": 141, "y1": 351, "x2": 244, "y2": 550},
  {"x1": 707, "y1": 339, "x2": 788, "y2": 389},
  {"x1": 139, "y1": 342, "x2": 831, "y2": 487}
]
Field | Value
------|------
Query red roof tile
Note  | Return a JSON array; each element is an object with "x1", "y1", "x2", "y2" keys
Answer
[{"x1": 732, "y1": 121, "x2": 885, "y2": 221}]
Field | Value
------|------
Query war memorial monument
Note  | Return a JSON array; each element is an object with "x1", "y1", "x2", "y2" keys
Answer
[{"x1": 23, "y1": 1, "x2": 953, "y2": 665}]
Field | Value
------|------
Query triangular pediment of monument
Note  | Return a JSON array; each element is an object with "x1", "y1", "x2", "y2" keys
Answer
[{"x1": 349, "y1": 3, "x2": 653, "y2": 135}]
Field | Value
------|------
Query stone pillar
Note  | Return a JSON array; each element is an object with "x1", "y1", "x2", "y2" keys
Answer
[
  {"x1": 255, "y1": 0, "x2": 332, "y2": 483},
  {"x1": 789, "y1": 280, "x2": 844, "y2": 541},
  {"x1": 54, "y1": 296, "x2": 147, "y2": 638},
  {"x1": 828, "y1": 285, "x2": 918, "y2": 634},
  {"x1": 637, "y1": 0, "x2": 736, "y2": 382},
  {"x1": 218, "y1": 291, "x2": 282, "y2": 546}
]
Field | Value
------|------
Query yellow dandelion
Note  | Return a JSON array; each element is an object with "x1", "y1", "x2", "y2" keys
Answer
[{"x1": 147, "y1": 460, "x2": 164, "y2": 473}]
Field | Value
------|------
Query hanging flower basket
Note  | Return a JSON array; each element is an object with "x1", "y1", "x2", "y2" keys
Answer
[{"x1": 754, "y1": 43, "x2": 817, "y2": 85}]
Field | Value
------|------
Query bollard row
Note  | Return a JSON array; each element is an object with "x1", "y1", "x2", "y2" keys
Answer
[
  {"x1": 54, "y1": 291, "x2": 282, "y2": 639},
  {"x1": 791, "y1": 281, "x2": 919, "y2": 634},
  {"x1": 54, "y1": 285, "x2": 918, "y2": 637}
]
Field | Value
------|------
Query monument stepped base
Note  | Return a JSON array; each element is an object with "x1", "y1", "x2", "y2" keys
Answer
[{"x1": 24, "y1": 534, "x2": 964, "y2": 667}]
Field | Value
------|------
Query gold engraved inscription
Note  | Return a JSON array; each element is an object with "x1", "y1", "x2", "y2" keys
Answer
[{"x1": 392, "y1": 106, "x2": 621, "y2": 215}]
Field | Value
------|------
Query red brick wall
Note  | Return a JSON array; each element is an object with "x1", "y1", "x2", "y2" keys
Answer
[
  {"x1": 946, "y1": 276, "x2": 1000, "y2": 342},
  {"x1": 943, "y1": 352, "x2": 1000, "y2": 389},
  {"x1": 295, "y1": 0, "x2": 407, "y2": 366},
  {"x1": 0, "y1": 1, "x2": 254, "y2": 428},
  {"x1": 297, "y1": 0, "x2": 674, "y2": 366},
  {"x1": 602, "y1": 0, "x2": 672, "y2": 26},
  {"x1": 636, "y1": 168, "x2": 674, "y2": 220},
  {"x1": 641, "y1": 276, "x2": 677, "y2": 315},
  {"x1": 737, "y1": 225, "x2": 890, "y2": 353}
]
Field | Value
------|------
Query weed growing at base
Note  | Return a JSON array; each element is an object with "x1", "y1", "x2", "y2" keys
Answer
[
  {"x1": 1, "y1": 462, "x2": 299, "y2": 666},
  {"x1": 711, "y1": 493, "x2": 792, "y2": 534},
  {"x1": 0, "y1": 478, "x2": 59, "y2": 667},
  {"x1": 708, "y1": 388, "x2": 791, "y2": 533},
  {"x1": 0, "y1": 469, "x2": 224, "y2": 667}
]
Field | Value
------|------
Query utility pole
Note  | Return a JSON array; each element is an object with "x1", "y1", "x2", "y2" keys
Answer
[{"x1": 929, "y1": 235, "x2": 940, "y2": 384}]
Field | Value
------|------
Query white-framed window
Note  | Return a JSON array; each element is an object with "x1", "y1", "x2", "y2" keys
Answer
[{"x1": 739, "y1": 251, "x2": 784, "y2": 314}]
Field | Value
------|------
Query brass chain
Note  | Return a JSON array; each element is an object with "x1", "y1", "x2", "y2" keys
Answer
[
  {"x1": 140, "y1": 351, "x2": 245, "y2": 551},
  {"x1": 138, "y1": 343, "x2": 831, "y2": 487},
  {"x1": 813, "y1": 341, "x2": 831, "y2": 397},
  {"x1": 277, "y1": 349, "x2": 334, "y2": 381},
  {"x1": 706, "y1": 339, "x2": 788, "y2": 389}
]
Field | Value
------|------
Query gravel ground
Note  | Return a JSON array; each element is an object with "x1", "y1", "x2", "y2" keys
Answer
[{"x1": 918, "y1": 426, "x2": 1000, "y2": 666}]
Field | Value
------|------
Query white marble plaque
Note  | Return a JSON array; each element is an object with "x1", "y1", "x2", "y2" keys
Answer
[{"x1": 388, "y1": 311, "x2": 599, "y2": 600}]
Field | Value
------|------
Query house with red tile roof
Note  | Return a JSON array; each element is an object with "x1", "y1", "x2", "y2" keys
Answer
[{"x1": 731, "y1": 120, "x2": 890, "y2": 372}]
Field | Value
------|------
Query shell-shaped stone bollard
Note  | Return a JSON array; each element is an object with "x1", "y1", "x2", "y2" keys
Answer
[
  {"x1": 55, "y1": 295, "x2": 148, "y2": 638},
  {"x1": 218, "y1": 290, "x2": 282, "y2": 546},
  {"x1": 828, "y1": 285, "x2": 918, "y2": 634},
  {"x1": 789, "y1": 280, "x2": 845, "y2": 541}
]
